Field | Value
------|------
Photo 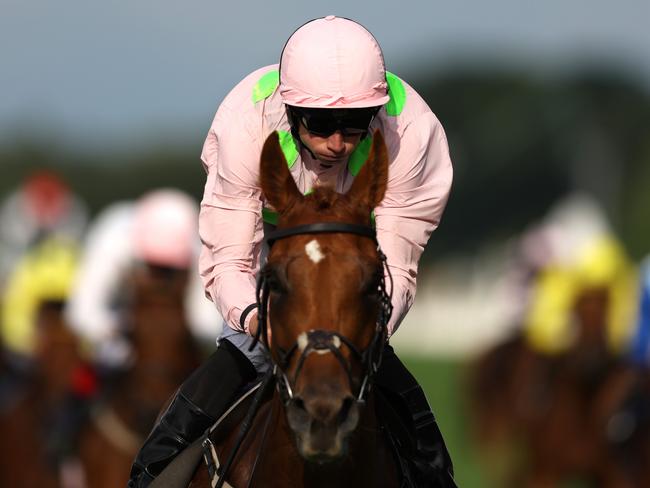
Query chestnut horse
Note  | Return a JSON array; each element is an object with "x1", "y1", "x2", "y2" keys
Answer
[
  {"x1": 468, "y1": 286, "x2": 650, "y2": 487},
  {"x1": 189, "y1": 131, "x2": 400, "y2": 487},
  {"x1": 0, "y1": 301, "x2": 89, "y2": 488},
  {"x1": 78, "y1": 264, "x2": 202, "y2": 488}
]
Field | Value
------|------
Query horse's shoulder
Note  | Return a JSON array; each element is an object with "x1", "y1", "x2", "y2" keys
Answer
[{"x1": 206, "y1": 379, "x2": 273, "y2": 447}]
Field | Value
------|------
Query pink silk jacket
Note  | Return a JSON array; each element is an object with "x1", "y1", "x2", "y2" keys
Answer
[{"x1": 199, "y1": 65, "x2": 453, "y2": 337}]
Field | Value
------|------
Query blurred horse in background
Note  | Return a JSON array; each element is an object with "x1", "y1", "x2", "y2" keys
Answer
[
  {"x1": 519, "y1": 286, "x2": 637, "y2": 487},
  {"x1": 0, "y1": 300, "x2": 91, "y2": 488},
  {"x1": 78, "y1": 263, "x2": 202, "y2": 488},
  {"x1": 468, "y1": 235, "x2": 650, "y2": 487}
]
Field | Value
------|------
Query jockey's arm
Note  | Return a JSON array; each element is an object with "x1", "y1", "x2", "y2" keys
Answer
[
  {"x1": 375, "y1": 111, "x2": 453, "y2": 336},
  {"x1": 199, "y1": 102, "x2": 264, "y2": 335},
  {"x1": 66, "y1": 203, "x2": 134, "y2": 345}
]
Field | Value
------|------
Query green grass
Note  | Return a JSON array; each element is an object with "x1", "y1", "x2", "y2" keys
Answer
[{"x1": 401, "y1": 354, "x2": 492, "y2": 488}]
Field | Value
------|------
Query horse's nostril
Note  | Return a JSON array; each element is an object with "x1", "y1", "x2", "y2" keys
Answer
[
  {"x1": 287, "y1": 397, "x2": 311, "y2": 433},
  {"x1": 338, "y1": 396, "x2": 359, "y2": 434},
  {"x1": 293, "y1": 397, "x2": 307, "y2": 412},
  {"x1": 338, "y1": 396, "x2": 354, "y2": 425}
]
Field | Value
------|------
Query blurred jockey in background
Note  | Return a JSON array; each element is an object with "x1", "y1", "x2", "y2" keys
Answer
[
  {"x1": 524, "y1": 233, "x2": 637, "y2": 356},
  {"x1": 0, "y1": 236, "x2": 98, "y2": 467},
  {"x1": 0, "y1": 171, "x2": 88, "y2": 289},
  {"x1": 629, "y1": 257, "x2": 650, "y2": 367},
  {"x1": 506, "y1": 193, "x2": 613, "y2": 327},
  {"x1": 65, "y1": 189, "x2": 222, "y2": 368},
  {"x1": 1, "y1": 236, "x2": 83, "y2": 358}
]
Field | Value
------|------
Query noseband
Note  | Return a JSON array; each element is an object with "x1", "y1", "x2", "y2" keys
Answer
[{"x1": 253, "y1": 222, "x2": 393, "y2": 404}]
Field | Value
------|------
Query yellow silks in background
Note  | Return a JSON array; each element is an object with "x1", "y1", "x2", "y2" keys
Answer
[
  {"x1": 524, "y1": 235, "x2": 637, "y2": 355},
  {"x1": 1, "y1": 237, "x2": 79, "y2": 355}
]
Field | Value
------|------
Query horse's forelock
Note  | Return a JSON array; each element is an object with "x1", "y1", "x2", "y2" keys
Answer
[
  {"x1": 293, "y1": 186, "x2": 364, "y2": 222},
  {"x1": 310, "y1": 186, "x2": 338, "y2": 210}
]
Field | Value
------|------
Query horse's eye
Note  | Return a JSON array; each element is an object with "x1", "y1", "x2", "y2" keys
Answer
[
  {"x1": 362, "y1": 272, "x2": 382, "y2": 297},
  {"x1": 266, "y1": 271, "x2": 287, "y2": 294}
]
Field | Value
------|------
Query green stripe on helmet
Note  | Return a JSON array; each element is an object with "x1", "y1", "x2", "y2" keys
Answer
[
  {"x1": 385, "y1": 72, "x2": 406, "y2": 116},
  {"x1": 252, "y1": 70, "x2": 280, "y2": 104}
]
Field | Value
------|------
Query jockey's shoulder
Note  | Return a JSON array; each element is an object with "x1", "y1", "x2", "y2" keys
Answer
[{"x1": 219, "y1": 65, "x2": 280, "y2": 112}]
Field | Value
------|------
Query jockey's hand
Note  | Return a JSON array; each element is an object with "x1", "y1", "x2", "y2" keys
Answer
[
  {"x1": 248, "y1": 314, "x2": 272, "y2": 345},
  {"x1": 248, "y1": 314, "x2": 258, "y2": 336}
]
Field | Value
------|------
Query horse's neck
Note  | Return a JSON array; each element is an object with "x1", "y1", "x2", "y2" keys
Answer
[
  {"x1": 130, "y1": 302, "x2": 198, "y2": 372},
  {"x1": 111, "y1": 303, "x2": 198, "y2": 432},
  {"x1": 34, "y1": 351, "x2": 84, "y2": 407}
]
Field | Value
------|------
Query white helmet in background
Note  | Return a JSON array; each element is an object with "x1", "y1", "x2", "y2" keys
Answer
[{"x1": 131, "y1": 189, "x2": 198, "y2": 269}]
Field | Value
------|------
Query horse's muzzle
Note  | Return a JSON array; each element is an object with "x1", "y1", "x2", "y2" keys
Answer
[{"x1": 286, "y1": 393, "x2": 359, "y2": 461}]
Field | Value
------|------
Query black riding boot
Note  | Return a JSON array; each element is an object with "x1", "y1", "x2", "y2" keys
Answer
[
  {"x1": 375, "y1": 344, "x2": 457, "y2": 488},
  {"x1": 127, "y1": 339, "x2": 257, "y2": 488}
]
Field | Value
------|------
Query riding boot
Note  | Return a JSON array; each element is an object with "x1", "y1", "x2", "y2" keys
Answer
[
  {"x1": 127, "y1": 339, "x2": 257, "y2": 488},
  {"x1": 375, "y1": 344, "x2": 457, "y2": 488}
]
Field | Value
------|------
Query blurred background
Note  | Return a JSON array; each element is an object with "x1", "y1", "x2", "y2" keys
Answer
[{"x1": 1, "y1": 0, "x2": 650, "y2": 486}]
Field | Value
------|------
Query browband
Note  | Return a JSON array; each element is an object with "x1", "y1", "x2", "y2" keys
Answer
[{"x1": 265, "y1": 222, "x2": 376, "y2": 247}]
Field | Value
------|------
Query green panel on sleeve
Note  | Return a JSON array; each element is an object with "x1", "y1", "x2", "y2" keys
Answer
[
  {"x1": 385, "y1": 71, "x2": 406, "y2": 116},
  {"x1": 251, "y1": 70, "x2": 280, "y2": 104}
]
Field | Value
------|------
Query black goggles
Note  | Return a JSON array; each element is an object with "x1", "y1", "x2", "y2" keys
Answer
[{"x1": 288, "y1": 106, "x2": 380, "y2": 137}]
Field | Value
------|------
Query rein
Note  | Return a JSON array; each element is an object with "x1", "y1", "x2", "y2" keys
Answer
[{"x1": 254, "y1": 222, "x2": 393, "y2": 404}]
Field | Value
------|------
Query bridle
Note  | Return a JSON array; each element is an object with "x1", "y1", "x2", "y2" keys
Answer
[
  {"x1": 253, "y1": 222, "x2": 393, "y2": 405},
  {"x1": 213, "y1": 222, "x2": 393, "y2": 488}
]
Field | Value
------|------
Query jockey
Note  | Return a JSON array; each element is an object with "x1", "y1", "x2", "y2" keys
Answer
[
  {"x1": 524, "y1": 234, "x2": 637, "y2": 356},
  {"x1": 65, "y1": 189, "x2": 222, "y2": 368},
  {"x1": 128, "y1": 16, "x2": 455, "y2": 487},
  {"x1": 0, "y1": 236, "x2": 98, "y2": 464},
  {"x1": 1, "y1": 236, "x2": 81, "y2": 357},
  {"x1": 0, "y1": 171, "x2": 88, "y2": 290}
]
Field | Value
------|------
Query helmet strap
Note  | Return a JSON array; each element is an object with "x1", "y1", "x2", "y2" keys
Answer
[{"x1": 286, "y1": 106, "x2": 317, "y2": 159}]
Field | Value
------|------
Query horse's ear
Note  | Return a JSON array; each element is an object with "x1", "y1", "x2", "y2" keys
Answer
[
  {"x1": 346, "y1": 130, "x2": 388, "y2": 209},
  {"x1": 260, "y1": 131, "x2": 302, "y2": 213}
]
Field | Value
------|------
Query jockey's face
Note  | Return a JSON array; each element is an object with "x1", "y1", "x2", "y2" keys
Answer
[
  {"x1": 289, "y1": 105, "x2": 379, "y2": 164},
  {"x1": 298, "y1": 123, "x2": 362, "y2": 164}
]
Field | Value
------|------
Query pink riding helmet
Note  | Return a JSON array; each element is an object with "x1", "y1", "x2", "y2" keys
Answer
[
  {"x1": 132, "y1": 189, "x2": 198, "y2": 269},
  {"x1": 279, "y1": 15, "x2": 390, "y2": 109}
]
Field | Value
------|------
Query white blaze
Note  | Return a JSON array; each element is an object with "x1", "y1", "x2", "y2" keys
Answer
[
  {"x1": 297, "y1": 332, "x2": 309, "y2": 352},
  {"x1": 305, "y1": 239, "x2": 325, "y2": 263}
]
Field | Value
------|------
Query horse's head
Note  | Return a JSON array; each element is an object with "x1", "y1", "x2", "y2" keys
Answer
[
  {"x1": 33, "y1": 300, "x2": 85, "y2": 399},
  {"x1": 127, "y1": 263, "x2": 190, "y2": 348},
  {"x1": 125, "y1": 263, "x2": 198, "y2": 408},
  {"x1": 259, "y1": 130, "x2": 390, "y2": 461}
]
